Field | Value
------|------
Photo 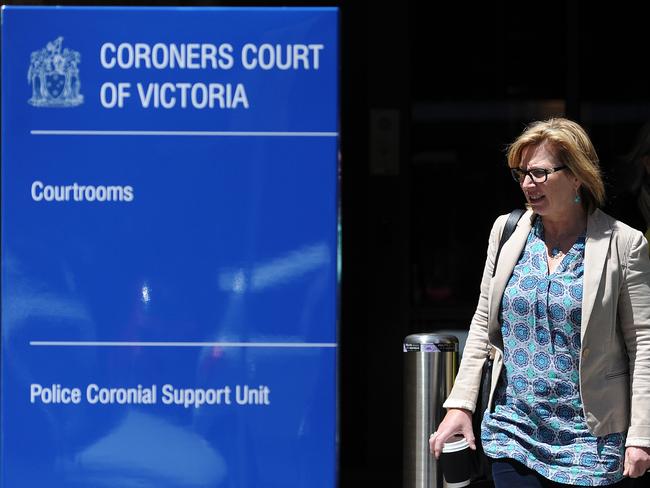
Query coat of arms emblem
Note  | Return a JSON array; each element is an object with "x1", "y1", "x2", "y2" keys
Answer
[{"x1": 28, "y1": 37, "x2": 83, "y2": 107}]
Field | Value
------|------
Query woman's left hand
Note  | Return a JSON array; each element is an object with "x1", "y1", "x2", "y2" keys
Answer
[{"x1": 623, "y1": 446, "x2": 650, "y2": 477}]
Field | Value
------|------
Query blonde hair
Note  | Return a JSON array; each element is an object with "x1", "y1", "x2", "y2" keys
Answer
[{"x1": 507, "y1": 118, "x2": 605, "y2": 213}]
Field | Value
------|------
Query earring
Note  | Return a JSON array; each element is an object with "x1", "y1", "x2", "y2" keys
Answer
[{"x1": 574, "y1": 191, "x2": 582, "y2": 204}]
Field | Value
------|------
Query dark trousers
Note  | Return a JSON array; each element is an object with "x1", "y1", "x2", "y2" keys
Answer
[{"x1": 491, "y1": 458, "x2": 630, "y2": 488}]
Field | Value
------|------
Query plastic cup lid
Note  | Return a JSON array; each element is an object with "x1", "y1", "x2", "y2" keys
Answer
[
  {"x1": 442, "y1": 437, "x2": 469, "y2": 453},
  {"x1": 444, "y1": 479, "x2": 471, "y2": 488}
]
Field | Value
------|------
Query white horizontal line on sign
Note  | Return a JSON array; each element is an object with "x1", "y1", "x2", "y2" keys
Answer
[
  {"x1": 29, "y1": 341, "x2": 338, "y2": 348},
  {"x1": 30, "y1": 130, "x2": 339, "y2": 137}
]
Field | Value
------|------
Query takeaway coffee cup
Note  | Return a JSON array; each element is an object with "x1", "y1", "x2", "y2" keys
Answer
[{"x1": 440, "y1": 435, "x2": 471, "y2": 488}]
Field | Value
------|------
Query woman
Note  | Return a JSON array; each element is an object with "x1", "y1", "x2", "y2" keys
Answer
[{"x1": 429, "y1": 118, "x2": 650, "y2": 487}]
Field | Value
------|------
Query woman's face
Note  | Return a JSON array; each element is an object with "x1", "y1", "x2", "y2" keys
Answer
[{"x1": 518, "y1": 142, "x2": 581, "y2": 219}]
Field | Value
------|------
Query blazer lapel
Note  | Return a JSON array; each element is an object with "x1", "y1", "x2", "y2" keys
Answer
[
  {"x1": 581, "y1": 209, "x2": 613, "y2": 339},
  {"x1": 488, "y1": 210, "x2": 534, "y2": 346}
]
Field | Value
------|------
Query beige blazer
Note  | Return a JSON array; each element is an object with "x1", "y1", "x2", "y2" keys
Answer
[{"x1": 443, "y1": 209, "x2": 650, "y2": 447}]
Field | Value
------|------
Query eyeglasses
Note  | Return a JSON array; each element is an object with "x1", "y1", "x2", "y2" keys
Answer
[{"x1": 510, "y1": 166, "x2": 567, "y2": 183}]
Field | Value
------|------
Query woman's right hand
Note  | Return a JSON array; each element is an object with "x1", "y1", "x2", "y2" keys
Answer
[{"x1": 428, "y1": 408, "x2": 477, "y2": 459}]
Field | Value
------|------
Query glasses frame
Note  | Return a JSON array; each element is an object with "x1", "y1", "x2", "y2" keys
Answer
[{"x1": 511, "y1": 165, "x2": 567, "y2": 184}]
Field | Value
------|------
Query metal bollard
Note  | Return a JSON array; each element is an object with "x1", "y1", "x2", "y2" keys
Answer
[{"x1": 403, "y1": 334, "x2": 459, "y2": 488}]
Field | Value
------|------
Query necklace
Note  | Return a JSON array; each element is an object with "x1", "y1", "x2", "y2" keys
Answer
[
  {"x1": 549, "y1": 230, "x2": 586, "y2": 259},
  {"x1": 537, "y1": 215, "x2": 587, "y2": 261}
]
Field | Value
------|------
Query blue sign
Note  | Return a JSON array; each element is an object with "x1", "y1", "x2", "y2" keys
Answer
[{"x1": 1, "y1": 6, "x2": 338, "y2": 487}]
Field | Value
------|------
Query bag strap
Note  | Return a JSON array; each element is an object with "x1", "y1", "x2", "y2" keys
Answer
[
  {"x1": 492, "y1": 209, "x2": 526, "y2": 278},
  {"x1": 484, "y1": 209, "x2": 526, "y2": 360}
]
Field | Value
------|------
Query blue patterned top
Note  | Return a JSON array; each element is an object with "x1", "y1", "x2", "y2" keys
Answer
[{"x1": 481, "y1": 217, "x2": 625, "y2": 486}]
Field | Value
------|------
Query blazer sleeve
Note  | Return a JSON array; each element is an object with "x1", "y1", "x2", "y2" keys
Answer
[
  {"x1": 621, "y1": 231, "x2": 650, "y2": 447},
  {"x1": 442, "y1": 215, "x2": 507, "y2": 412}
]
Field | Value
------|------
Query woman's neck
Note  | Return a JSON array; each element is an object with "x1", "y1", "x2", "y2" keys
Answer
[{"x1": 541, "y1": 207, "x2": 587, "y2": 240}]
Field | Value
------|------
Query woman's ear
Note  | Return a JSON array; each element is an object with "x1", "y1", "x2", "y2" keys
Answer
[{"x1": 573, "y1": 177, "x2": 581, "y2": 192}]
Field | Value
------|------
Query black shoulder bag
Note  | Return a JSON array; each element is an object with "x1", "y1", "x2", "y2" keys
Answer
[{"x1": 470, "y1": 208, "x2": 525, "y2": 484}]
